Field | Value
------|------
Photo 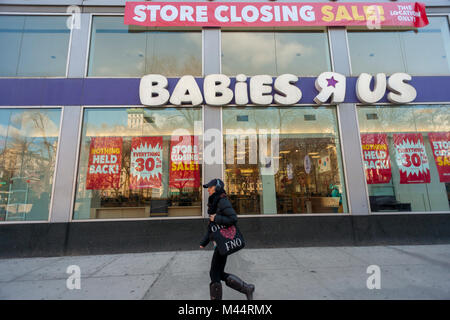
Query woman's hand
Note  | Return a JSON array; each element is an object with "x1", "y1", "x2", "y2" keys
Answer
[
  {"x1": 199, "y1": 246, "x2": 204, "y2": 249},
  {"x1": 209, "y1": 214, "x2": 216, "y2": 222}
]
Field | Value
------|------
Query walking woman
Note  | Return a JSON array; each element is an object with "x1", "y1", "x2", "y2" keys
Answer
[{"x1": 200, "y1": 178, "x2": 255, "y2": 300}]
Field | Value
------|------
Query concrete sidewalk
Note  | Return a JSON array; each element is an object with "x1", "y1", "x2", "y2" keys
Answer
[{"x1": 0, "y1": 244, "x2": 449, "y2": 300}]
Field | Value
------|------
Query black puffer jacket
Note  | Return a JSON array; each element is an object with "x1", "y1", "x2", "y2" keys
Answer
[{"x1": 200, "y1": 194, "x2": 238, "y2": 247}]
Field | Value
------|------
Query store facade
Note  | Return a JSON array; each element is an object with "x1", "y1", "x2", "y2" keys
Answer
[{"x1": 0, "y1": 0, "x2": 449, "y2": 257}]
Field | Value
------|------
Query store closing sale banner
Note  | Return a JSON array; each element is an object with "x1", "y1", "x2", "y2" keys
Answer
[
  {"x1": 124, "y1": 2, "x2": 428, "y2": 28},
  {"x1": 169, "y1": 135, "x2": 200, "y2": 189},
  {"x1": 428, "y1": 132, "x2": 450, "y2": 183}
]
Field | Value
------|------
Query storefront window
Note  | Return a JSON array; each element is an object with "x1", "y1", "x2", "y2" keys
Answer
[
  {"x1": 348, "y1": 17, "x2": 450, "y2": 75},
  {"x1": 223, "y1": 107, "x2": 347, "y2": 214},
  {"x1": 0, "y1": 15, "x2": 70, "y2": 77},
  {"x1": 0, "y1": 108, "x2": 61, "y2": 221},
  {"x1": 358, "y1": 105, "x2": 450, "y2": 212},
  {"x1": 73, "y1": 107, "x2": 202, "y2": 220},
  {"x1": 221, "y1": 30, "x2": 331, "y2": 76},
  {"x1": 87, "y1": 16, "x2": 202, "y2": 77}
]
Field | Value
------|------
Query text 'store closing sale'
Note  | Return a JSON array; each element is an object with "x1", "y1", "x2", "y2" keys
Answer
[{"x1": 124, "y1": 2, "x2": 428, "y2": 28}]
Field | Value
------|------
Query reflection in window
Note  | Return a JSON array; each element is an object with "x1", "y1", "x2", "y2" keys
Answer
[
  {"x1": 0, "y1": 15, "x2": 70, "y2": 77},
  {"x1": 223, "y1": 107, "x2": 347, "y2": 215},
  {"x1": 222, "y1": 31, "x2": 331, "y2": 76},
  {"x1": 348, "y1": 17, "x2": 450, "y2": 75},
  {"x1": 358, "y1": 105, "x2": 450, "y2": 212},
  {"x1": 0, "y1": 108, "x2": 61, "y2": 221},
  {"x1": 88, "y1": 16, "x2": 202, "y2": 77},
  {"x1": 73, "y1": 107, "x2": 202, "y2": 220}
]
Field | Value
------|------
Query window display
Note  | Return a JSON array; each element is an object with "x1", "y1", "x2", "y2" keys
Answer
[
  {"x1": 348, "y1": 17, "x2": 450, "y2": 75},
  {"x1": 0, "y1": 15, "x2": 71, "y2": 77},
  {"x1": 223, "y1": 106, "x2": 347, "y2": 214},
  {"x1": 73, "y1": 107, "x2": 202, "y2": 220},
  {"x1": 87, "y1": 16, "x2": 202, "y2": 77},
  {"x1": 358, "y1": 105, "x2": 450, "y2": 212},
  {"x1": 0, "y1": 108, "x2": 61, "y2": 221}
]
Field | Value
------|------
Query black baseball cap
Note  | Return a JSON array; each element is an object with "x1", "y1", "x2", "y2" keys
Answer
[{"x1": 203, "y1": 178, "x2": 224, "y2": 189}]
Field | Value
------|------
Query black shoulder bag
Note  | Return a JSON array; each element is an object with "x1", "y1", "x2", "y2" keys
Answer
[{"x1": 210, "y1": 222, "x2": 245, "y2": 256}]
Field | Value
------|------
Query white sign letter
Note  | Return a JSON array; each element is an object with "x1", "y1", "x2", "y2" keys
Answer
[
  {"x1": 356, "y1": 73, "x2": 387, "y2": 104},
  {"x1": 140, "y1": 74, "x2": 170, "y2": 106},
  {"x1": 170, "y1": 75, "x2": 203, "y2": 106},
  {"x1": 250, "y1": 75, "x2": 273, "y2": 105},
  {"x1": 215, "y1": 6, "x2": 229, "y2": 22},
  {"x1": 314, "y1": 72, "x2": 346, "y2": 105},
  {"x1": 300, "y1": 5, "x2": 315, "y2": 22},
  {"x1": 274, "y1": 74, "x2": 302, "y2": 105},
  {"x1": 133, "y1": 5, "x2": 147, "y2": 22},
  {"x1": 204, "y1": 74, "x2": 234, "y2": 106},
  {"x1": 387, "y1": 73, "x2": 417, "y2": 104},
  {"x1": 235, "y1": 74, "x2": 249, "y2": 105}
]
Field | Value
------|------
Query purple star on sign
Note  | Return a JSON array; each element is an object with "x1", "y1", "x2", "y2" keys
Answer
[{"x1": 326, "y1": 76, "x2": 338, "y2": 88}]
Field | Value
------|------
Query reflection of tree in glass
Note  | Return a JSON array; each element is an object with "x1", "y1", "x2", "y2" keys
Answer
[
  {"x1": 2, "y1": 111, "x2": 58, "y2": 218},
  {"x1": 148, "y1": 55, "x2": 202, "y2": 77}
]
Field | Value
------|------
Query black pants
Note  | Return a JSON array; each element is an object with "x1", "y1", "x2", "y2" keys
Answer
[{"x1": 209, "y1": 248, "x2": 230, "y2": 283}]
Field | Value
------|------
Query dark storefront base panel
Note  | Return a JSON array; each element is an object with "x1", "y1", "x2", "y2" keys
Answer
[{"x1": 1, "y1": 214, "x2": 450, "y2": 258}]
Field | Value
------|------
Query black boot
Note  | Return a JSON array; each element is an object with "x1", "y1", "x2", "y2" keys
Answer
[
  {"x1": 225, "y1": 274, "x2": 255, "y2": 300},
  {"x1": 210, "y1": 282, "x2": 222, "y2": 300}
]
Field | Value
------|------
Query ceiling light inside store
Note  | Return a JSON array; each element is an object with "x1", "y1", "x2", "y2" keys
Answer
[
  {"x1": 308, "y1": 152, "x2": 319, "y2": 155},
  {"x1": 280, "y1": 151, "x2": 291, "y2": 154},
  {"x1": 366, "y1": 113, "x2": 379, "y2": 120},
  {"x1": 236, "y1": 115, "x2": 249, "y2": 122}
]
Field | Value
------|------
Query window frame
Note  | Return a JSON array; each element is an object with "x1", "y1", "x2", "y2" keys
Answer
[
  {"x1": 0, "y1": 105, "x2": 64, "y2": 224},
  {"x1": 84, "y1": 13, "x2": 203, "y2": 78},
  {"x1": 219, "y1": 27, "x2": 335, "y2": 76},
  {"x1": 355, "y1": 102, "x2": 450, "y2": 215},
  {"x1": 0, "y1": 12, "x2": 74, "y2": 79},
  {"x1": 69, "y1": 105, "x2": 205, "y2": 222},
  {"x1": 220, "y1": 104, "x2": 350, "y2": 217},
  {"x1": 345, "y1": 14, "x2": 450, "y2": 77}
]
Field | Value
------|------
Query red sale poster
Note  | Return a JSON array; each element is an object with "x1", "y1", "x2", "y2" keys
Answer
[
  {"x1": 393, "y1": 133, "x2": 430, "y2": 184},
  {"x1": 361, "y1": 133, "x2": 391, "y2": 184},
  {"x1": 130, "y1": 137, "x2": 163, "y2": 189},
  {"x1": 169, "y1": 135, "x2": 200, "y2": 189},
  {"x1": 86, "y1": 137, "x2": 123, "y2": 190},
  {"x1": 428, "y1": 132, "x2": 450, "y2": 183}
]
